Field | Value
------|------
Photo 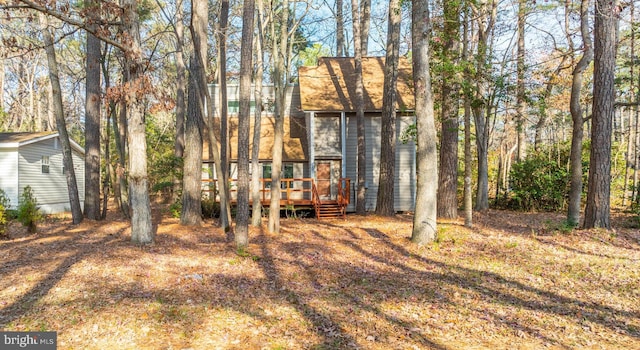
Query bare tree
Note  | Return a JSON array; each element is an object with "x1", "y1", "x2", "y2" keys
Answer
[
  {"x1": 336, "y1": 0, "x2": 345, "y2": 56},
  {"x1": 181, "y1": 0, "x2": 208, "y2": 227},
  {"x1": 122, "y1": 0, "x2": 153, "y2": 243},
  {"x1": 437, "y1": 0, "x2": 461, "y2": 219},
  {"x1": 252, "y1": 0, "x2": 267, "y2": 227},
  {"x1": 235, "y1": 0, "x2": 256, "y2": 249},
  {"x1": 462, "y1": 5, "x2": 472, "y2": 228},
  {"x1": 352, "y1": 0, "x2": 367, "y2": 215},
  {"x1": 375, "y1": 0, "x2": 401, "y2": 216},
  {"x1": 515, "y1": 0, "x2": 527, "y2": 161},
  {"x1": 84, "y1": 0, "x2": 101, "y2": 220},
  {"x1": 583, "y1": 0, "x2": 618, "y2": 229},
  {"x1": 410, "y1": 0, "x2": 438, "y2": 244},
  {"x1": 470, "y1": 0, "x2": 497, "y2": 211},
  {"x1": 567, "y1": 0, "x2": 593, "y2": 226},
  {"x1": 173, "y1": 0, "x2": 187, "y2": 202},
  {"x1": 40, "y1": 14, "x2": 83, "y2": 224}
]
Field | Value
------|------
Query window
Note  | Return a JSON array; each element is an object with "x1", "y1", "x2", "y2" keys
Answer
[
  {"x1": 41, "y1": 156, "x2": 50, "y2": 174},
  {"x1": 228, "y1": 100, "x2": 257, "y2": 114},
  {"x1": 262, "y1": 164, "x2": 272, "y2": 188},
  {"x1": 261, "y1": 163, "x2": 294, "y2": 188},
  {"x1": 282, "y1": 164, "x2": 294, "y2": 189}
]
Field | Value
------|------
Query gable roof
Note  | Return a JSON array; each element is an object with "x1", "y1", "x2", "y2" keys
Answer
[
  {"x1": 203, "y1": 116, "x2": 308, "y2": 162},
  {"x1": 298, "y1": 57, "x2": 414, "y2": 112},
  {"x1": 0, "y1": 132, "x2": 85, "y2": 155}
]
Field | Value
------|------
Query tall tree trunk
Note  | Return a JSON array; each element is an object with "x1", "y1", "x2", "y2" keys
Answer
[
  {"x1": 336, "y1": 0, "x2": 345, "y2": 56},
  {"x1": 516, "y1": 0, "x2": 527, "y2": 161},
  {"x1": 352, "y1": 0, "x2": 367, "y2": 214},
  {"x1": 567, "y1": 0, "x2": 593, "y2": 226},
  {"x1": 252, "y1": 0, "x2": 267, "y2": 227},
  {"x1": 123, "y1": 0, "x2": 153, "y2": 243},
  {"x1": 84, "y1": 0, "x2": 102, "y2": 220},
  {"x1": 235, "y1": 0, "x2": 256, "y2": 249},
  {"x1": 216, "y1": 0, "x2": 233, "y2": 230},
  {"x1": 411, "y1": 0, "x2": 438, "y2": 244},
  {"x1": 471, "y1": 0, "x2": 496, "y2": 211},
  {"x1": 584, "y1": 0, "x2": 617, "y2": 229},
  {"x1": 182, "y1": 0, "x2": 208, "y2": 226},
  {"x1": 437, "y1": 0, "x2": 461, "y2": 219},
  {"x1": 181, "y1": 56, "x2": 204, "y2": 226},
  {"x1": 463, "y1": 7, "x2": 473, "y2": 228},
  {"x1": 268, "y1": 0, "x2": 291, "y2": 233},
  {"x1": 173, "y1": 2, "x2": 187, "y2": 202},
  {"x1": 360, "y1": 0, "x2": 370, "y2": 54},
  {"x1": 40, "y1": 14, "x2": 83, "y2": 225},
  {"x1": 375, "y1": 0, "x2": 401, "y2": 216}
]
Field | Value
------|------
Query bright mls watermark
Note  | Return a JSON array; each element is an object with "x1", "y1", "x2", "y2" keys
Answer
[{"x1": 1, "y1": 332, "x2": 56, "y2": 349}]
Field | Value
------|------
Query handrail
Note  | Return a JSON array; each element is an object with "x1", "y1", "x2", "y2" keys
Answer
[
  {"x1": 202, "y1": 177, "x2": 315, "y2": 202},
  {"x1": 311, "y1": 179, "x2": 320, "y2": 216},
  {"x1": 337, "y1": 178, "x2": 350, "y2": 217}
]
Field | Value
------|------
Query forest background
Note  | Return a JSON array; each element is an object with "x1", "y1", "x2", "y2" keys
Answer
[{"x1": 0, "y1": 0, "x2": 639, "y2": 240}]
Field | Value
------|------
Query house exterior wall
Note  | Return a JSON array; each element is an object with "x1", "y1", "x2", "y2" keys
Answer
[
  {"x1": 17, "y1": 138, "x2": 85, "y2": 214},
  {"x1": 0, "y1": 148, "x2": 19, "y2": 208},
  {"x1": 344, "y1": 113, "x2": 416, "y2": 212},
  {"x1": 314, "y1": 114, "x2": 342, "y2": 158}
]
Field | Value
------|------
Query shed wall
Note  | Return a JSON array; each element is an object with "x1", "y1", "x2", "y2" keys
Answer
[
  {"x1": 0, "y1": 149, "x2": 19, "y2": 208},
  {"x1": 18, "y1": 138, "x2": 85, "y2": 214}
]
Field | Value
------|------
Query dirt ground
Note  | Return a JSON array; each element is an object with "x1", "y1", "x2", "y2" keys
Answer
[{"x1": 1, "y1": 208, "x2": 639, "y2": 349}]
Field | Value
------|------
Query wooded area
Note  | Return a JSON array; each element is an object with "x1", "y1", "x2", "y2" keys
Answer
[
  {"x1": 0, "y1": 0, "x2": 638, "y2": 244},
  {"x1": 0, "y1": 0, "x2": 639, "y2": 346}
]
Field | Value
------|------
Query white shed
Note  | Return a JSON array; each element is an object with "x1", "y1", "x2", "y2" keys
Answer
[{"x1": 0, "y1": 132, "x2": 85, "y2": 214}]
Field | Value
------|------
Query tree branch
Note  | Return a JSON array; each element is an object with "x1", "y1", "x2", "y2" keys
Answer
[{"x1": 14, "y1": 0, "x2": 129, "y2": 52}]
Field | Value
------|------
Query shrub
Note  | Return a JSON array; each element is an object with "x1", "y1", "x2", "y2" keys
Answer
[
  {"x1": 509, "y1": 154, "x2": 569, "y2": 211},
  {"x1": 0, "y1": 203, "x2": 6, "y2": 237},
  {"x1": 201, "y1": 198, "x2": 220, "y2": 219},
  {"x1": 17, "y1": 186, "x2": 41, "y2": 233},
  {"x1": 0, "y1": 188, "x2": 10, "y2": 209}
]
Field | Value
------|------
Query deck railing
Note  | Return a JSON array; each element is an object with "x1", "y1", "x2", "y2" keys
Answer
[{"x1": 202, "y1": 178, "x2": 315, "y2": 205}]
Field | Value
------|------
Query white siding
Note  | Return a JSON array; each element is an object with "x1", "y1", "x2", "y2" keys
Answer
[
  {"x1": 17, "y1": 138, "x2": 85, "y2": 214},
  {"x1": 0, "y1": 149, "x2": 19, "y2": 208},
  {"x1": 345, "y1": 114, "x2": 416, "y2": 212}
]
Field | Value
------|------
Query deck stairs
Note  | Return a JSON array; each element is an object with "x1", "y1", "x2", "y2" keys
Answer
[{"x1": 315, "y1": 200, "x2": 345, "y2": 219}]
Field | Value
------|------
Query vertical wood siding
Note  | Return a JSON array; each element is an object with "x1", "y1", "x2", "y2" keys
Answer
[{"x1": 345, "y1": 114, "x2": 416, "y2": 212}]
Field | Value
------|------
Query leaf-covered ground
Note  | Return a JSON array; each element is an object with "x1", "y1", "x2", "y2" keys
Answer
[{"x1": 1, "y1": 208, "x2": 639, "y2": 349}]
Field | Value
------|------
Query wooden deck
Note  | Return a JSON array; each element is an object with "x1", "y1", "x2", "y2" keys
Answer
[
  {"x1": 202, "y1": 178, "x2": 316, "y2": 208},
  {"x1": 202, "y1": 177, "x2": 351, "y2": 218}
]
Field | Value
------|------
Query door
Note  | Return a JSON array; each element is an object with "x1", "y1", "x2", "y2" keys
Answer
[{"x1": 317, "y1": 162, "x2": 331, "y2": 199}]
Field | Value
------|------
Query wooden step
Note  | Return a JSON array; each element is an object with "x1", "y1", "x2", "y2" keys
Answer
[{"x1": 315, "y1": 201, "x2": 345, "y2": 219}]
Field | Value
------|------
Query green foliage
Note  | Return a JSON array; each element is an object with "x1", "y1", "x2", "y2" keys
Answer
[
  {"x1": 169, "y1": 200, "x2": 182, "y2": 219},
  {"x1": 0, "y1": 189, "x2": 9, "y2": 237},
  {"x1": 16, "y1": 186, "x2": 41, "y2": 233},
  {"x1": 0, "y1": 203, "x2": 6, "y2": 237},
  {"x1": 0, "y1": 188, "x2": 10, "y2": 209},
  {"x1": 400, "y1": 123, "x2": 417, "y2": 144},
  {"x1": 297, "y1": 43, "x2": 331, "y2": 67},
  {"x1": 509, "y1": 153, "x2": 569, "y2": 212},
  {"x1": 146, "y1": 114, "x2": 181, "y2": 200}
]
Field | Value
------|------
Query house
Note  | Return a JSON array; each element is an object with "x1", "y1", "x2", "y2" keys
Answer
[
  {"x1": 203, "y1": 56, "x2": 416, "y2": 214},
  {"x1": 0, "y1": 132, "x2": 85, "y2": 214},
  {"x1": 298, "y1": 57, "x2": 416, "y2": 212}
]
